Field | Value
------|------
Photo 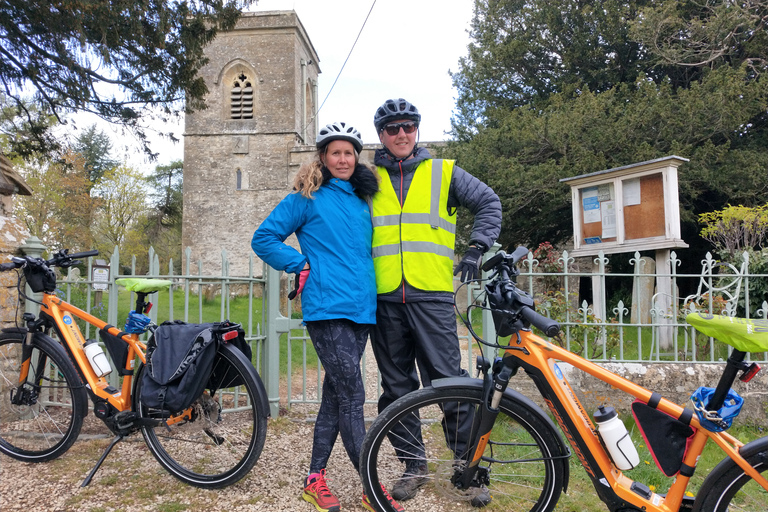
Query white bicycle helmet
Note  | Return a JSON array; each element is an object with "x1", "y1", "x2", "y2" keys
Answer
[
  {"x1": 373, "y1": 98, "x2": 421, "y2": 132},
  {"x1": 316, "y1": 121, "x2": 363, "y2": 153}
]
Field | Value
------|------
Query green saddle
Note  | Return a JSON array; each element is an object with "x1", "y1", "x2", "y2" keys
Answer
[
  {"x1": 686, "y1": 313, "x2": 768, "y2": 353},
  {"x1": 115, "y1": 278, "x2": 172, "y2": 294}
]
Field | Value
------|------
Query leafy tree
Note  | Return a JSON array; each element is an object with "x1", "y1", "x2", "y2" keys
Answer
[
  {"x1": 91, "y1": 165, "x2": 147, "y2": 261},
  {"x1": 142, "y1": 160, "x2": 184, "y2": 272},
  {"x1": 13, "y1": 151, "x2": 95, "y2": 251},
  {"x1": 699, "y1": 204, "x2": 768, "y2": 257},
  {"x1": 72, "y1": 125, "x2": 119, "y2": 184},
  {"x1": 0, "y1": 0, "x2": 253, "y2": 159},
  {"x1": 446, "y1": 0, "x2": 768, "y2": 255}
]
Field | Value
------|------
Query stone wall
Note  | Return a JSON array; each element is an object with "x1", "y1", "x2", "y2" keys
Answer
[
  {"x1": 509, "y1": 361, "x2": 768, "y2": 427},
  {"x1": 0, "y1": 217, "x2": 28, "y2": 330}
]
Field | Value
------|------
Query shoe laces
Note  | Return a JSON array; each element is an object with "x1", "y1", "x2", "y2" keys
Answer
[{"x1": 307, "y1": 469, "x2": 333, "y2": 498}]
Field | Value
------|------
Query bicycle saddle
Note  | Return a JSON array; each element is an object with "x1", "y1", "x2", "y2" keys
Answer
[
  {"x1": 116, "y1": 278, "x2": 172, "y2": 294},
  {"x1": 686, "y1": 313, "x2": 768, "y2": 353}
]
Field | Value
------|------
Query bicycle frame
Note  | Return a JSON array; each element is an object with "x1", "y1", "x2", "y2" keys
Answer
[
  {"x1": 499, "y1": 327, "x2": 768, "y2": 511},
  {"x1": 34, "y1": 291, "x2": 146, "y2": 412}
]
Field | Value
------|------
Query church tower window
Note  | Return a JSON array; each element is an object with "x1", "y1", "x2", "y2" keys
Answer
[{"x1": 230, "y1": 73, "x2": 254, "y2": 119}]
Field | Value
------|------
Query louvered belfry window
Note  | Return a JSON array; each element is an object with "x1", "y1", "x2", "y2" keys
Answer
[{"x1": 231, "y1": 73, "x2": 253, "y2": 119}]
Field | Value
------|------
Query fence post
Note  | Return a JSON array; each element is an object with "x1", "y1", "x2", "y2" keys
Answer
[
  {"x1": 481, "y1": 244, "x2": 500, "y2": 356},
  {"x1": 264, "y1": 265, "x2": 283, "y2": 417},
  {"x1": 19, "y1": 236, "x2": 46, "y2": 317}
]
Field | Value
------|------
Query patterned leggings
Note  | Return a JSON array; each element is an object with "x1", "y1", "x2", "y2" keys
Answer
[{"x1": 305, "y1": 319, "x2": 369, "y2": 474}]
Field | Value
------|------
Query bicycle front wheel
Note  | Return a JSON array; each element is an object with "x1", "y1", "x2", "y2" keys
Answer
[
  {"x1": 0, "y1": 330, "x2": 87, "y2": 461},
  {"x1": 135, "y1": 342, "x2": 267, "y2": 488},
  {"x1": 360, "y1": 385, "x2": 567, "y2": 512}
]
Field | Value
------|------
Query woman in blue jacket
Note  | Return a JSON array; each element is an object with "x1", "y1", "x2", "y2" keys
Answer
[{"x1": 251, "y1": 122, "x2": 401, "y2": 512}]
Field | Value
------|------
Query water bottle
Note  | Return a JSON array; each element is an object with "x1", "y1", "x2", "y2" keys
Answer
[
  {"x1": 593, "y1": 405, "x2": 639, "y2": 470},
  {"x1": 83, "y1": 339, "x2": 112, "y2": 378}
]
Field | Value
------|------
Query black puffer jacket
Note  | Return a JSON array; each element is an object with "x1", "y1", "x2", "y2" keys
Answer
[{"x1": 373, "y1": 147, "x2": 502, "y2": 303}]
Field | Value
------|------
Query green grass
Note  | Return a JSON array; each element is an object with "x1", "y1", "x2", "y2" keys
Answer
[
  {"x1": 555, "y1": 419, "x2": 767, "y2": 511},
  {"x1": 56, "y1": 283, "x2": 318, "y2": 376}
]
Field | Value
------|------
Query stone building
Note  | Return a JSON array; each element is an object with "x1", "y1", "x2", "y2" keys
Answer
[
  {"x1": 183, "y1": 11, "x2": 325, "y2": 276},
  {"x1": 0, "y1": 154, "x2": 32, "y2": 329}
]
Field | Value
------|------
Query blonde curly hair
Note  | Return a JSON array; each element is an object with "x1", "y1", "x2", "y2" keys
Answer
[{"x1": 293, "y1": 147, "x2": 361, "y2": 199}]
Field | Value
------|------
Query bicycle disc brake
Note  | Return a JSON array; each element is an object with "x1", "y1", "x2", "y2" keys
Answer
[
  {"x1": 10, "y1": 385, "x2": 38, "y2": 407},
  {"x1": 433, "y1": 460, "x2": 480, "y2": 502}
]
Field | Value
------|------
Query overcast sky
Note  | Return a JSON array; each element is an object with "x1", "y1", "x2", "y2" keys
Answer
[{"x1": 99, "y1": 0, "x2": 474, "y2": 172}]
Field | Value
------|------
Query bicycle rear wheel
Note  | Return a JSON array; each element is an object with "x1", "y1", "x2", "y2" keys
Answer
[
  {"x1": 0, "y1": 330, "x2": 87, "y2": 461},
  {"x1": 693, "y1": 437, "x2": 768, "y2": 511},
  {"x1": 360, "y1": 385, "x2": 567, "y2": 512},
  {"x1": 135, "y1": 342, "x2": 267, "y2": 488}
]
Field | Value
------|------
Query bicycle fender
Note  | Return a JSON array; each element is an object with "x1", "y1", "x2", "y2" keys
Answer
[
  {"x1": 692, "y1": 436, "x2": 768, "y2": 512},
  {"x1": 218, "y1": 343, "x2": 271, "y2": 419},
  {"x1": 431, "y1": 376, "x2": 571, "y2": 492}
]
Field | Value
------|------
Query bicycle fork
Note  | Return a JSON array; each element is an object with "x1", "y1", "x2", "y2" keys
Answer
[
  {"x1": 455, "y1": 357, "x2": 516, "y2": 490},
  {"x1": 9, "y1": 314, "x2": 46, "y2": 407}
]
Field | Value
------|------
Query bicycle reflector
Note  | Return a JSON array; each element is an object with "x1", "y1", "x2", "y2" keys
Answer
[
  {"x1": 690, "y1": 386, "x2": 744, "y2": 432},
  {"x1": 124, "y1": 311, "x2": 152, "y2": 334},
  {"x1": 222, "y1": 330, "x2": 238, "y2": 341}
]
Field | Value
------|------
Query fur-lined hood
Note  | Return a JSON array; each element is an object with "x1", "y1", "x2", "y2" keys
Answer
[{"x1": 320, "y1": 163, "x2": 380, "y2": 200}]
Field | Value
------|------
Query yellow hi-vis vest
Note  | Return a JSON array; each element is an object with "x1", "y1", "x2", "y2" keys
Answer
[{"x1": 372, "y1": 159, "x2": 457, "y2": 294}]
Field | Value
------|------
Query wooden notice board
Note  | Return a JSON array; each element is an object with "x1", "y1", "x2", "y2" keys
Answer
[{"x1": 624, "y1": 173, "x2": 665, "y2": 240}]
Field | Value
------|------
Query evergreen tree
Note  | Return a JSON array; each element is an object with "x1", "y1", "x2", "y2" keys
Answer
[
  {"x1": 0, "y1": 0, "x2": 254, "y2": 159},
  {"x1": 446, "y1": 0, "x2": 768, "y2": 254},
  {"x1": 72, "y1": 125, "x2": 119, "y2": 184}
]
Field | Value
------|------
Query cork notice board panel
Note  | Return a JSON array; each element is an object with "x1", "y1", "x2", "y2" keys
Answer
[
  {"x1": 579, "y1": 183, "x2": 617, "y2": 244},
  {"x1": 624, "y1": 173, "x2": 665, "y2": 240}
]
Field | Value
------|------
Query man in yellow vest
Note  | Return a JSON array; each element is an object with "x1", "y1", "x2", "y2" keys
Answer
[{"x1": 370, "y1": 98, "x2": 501, "y2": 507}]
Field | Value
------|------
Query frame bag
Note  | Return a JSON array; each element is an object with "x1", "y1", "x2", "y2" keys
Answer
[
  {"x1": 141, "y1": 322, "x2": 218, "y2": 413},
  {"x1": 631, "y1": 395, "x2": 696, "y2": 477}
]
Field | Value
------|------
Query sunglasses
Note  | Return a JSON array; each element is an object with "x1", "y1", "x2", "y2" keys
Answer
[{"x1": 382, "y1": 121, "x2": 418, "y2": 136}]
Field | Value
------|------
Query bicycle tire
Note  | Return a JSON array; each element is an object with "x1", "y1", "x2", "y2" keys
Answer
[
  {"x1": 135, "y1": 342, "x2": 267, "y2": 488},
  {"x1": 692, "y1": 437, "x2": 768, "y2": 511},
  {"x1": 360, "y1": 385, "x2": 566, "y2": 512},
  {"x1": 0, "y1": 330, "x2": 87, "y2": 461}
]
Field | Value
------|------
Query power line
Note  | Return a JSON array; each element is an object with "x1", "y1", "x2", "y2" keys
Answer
[{"x1": 303, "y1": 0, "x2": 377, "y2": 135}]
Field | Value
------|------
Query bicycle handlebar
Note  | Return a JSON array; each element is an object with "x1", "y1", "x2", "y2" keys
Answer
[
  {"x1": 479, "y1": 246, "x2": 561, "y2": 339},
  {"x1": 520, "y1": 306, "x2": 561, "y2": 337},
  {"x1": 0, "y1": 249, "x2": 100, "y2": 273}
]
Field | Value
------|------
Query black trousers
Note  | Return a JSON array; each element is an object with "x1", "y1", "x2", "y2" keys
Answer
[
  {"x1": 305, "y1": 319, "x2": 369, "y2": 474},
  {"x1": 371, "y1": 301, "x2": 474, "y2": 463}
]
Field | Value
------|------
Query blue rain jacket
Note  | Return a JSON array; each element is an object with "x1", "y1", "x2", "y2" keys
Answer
[{"x1": 251, "y1": 177, "x2": 376, "y2": 324}]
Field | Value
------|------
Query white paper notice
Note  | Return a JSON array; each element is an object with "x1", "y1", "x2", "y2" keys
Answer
[
  {"x1": 582, "y1": 187, "x2": 600, "y2": 223},
  {"x1": 601, "y1": 201, "x2": 616, "y2": 238},
  {"x1": 623, "y1": 178, "x2": 641, "y2": 206}
]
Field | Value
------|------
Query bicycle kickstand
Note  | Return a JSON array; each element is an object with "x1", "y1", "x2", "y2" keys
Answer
[{"x1": 81, "y1": 434, "x2": 125, "y2": 487}]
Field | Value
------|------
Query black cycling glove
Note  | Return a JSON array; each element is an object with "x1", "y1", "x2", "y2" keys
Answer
[{"x1": 453, "y1": 246, "x2": 484, "y2": 283}]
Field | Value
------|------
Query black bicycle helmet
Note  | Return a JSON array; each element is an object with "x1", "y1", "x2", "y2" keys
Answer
[
  {"x1": 373, "y1": 98, "x2": 421, "y2": 133},
  {"x1": 316, "y1": 121, "x2": 363, "y2": 153}
]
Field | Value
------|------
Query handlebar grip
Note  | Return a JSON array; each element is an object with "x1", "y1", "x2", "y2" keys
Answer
[
  {"x1": 68, "y1": 250, "x2": 99, "y2": 259},
  {"x1": 0, "y1": 262, "x2": 18, "y2": 271},
  {"x1": 481, "y1": 251, "x2": 504, "y2": 272},
  {"x1": 521, "y1": 306, "x2": 561, "y2": 337}
]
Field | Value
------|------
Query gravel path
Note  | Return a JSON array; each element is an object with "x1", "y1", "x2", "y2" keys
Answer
[{"x1": 0, "y1": 345, "x2": 461, "y2": 512}]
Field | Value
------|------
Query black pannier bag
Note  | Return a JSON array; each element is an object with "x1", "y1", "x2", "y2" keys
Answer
[
  {"x1": 208, "y1": 321, "x2": 252, "y2": 390},
  {"x1": 141, "y1": 322, "x2": 218, "y2": 412},
  {"x1": 99, "y1": 328, "x2": 132, "y2": 376},
  {"x1": 631, "y1": 396, "x2": 696, "y2": 477}
]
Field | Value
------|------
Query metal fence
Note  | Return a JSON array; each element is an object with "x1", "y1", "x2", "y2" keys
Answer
[{"x1": 20, "y1": 240, "x2": 767, "y2": 417}]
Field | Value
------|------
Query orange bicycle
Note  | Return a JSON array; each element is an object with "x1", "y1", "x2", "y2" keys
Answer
[
  {"x1": 0, "y1": 249, "x2": 268, "y2": 488},
  {"x1": 360, "y1": 247, "x2": 768, "y2": 511}
]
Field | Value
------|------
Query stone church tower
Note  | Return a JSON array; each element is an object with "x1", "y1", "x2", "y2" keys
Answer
[{"x1": 183, "y1": 11, "x2": 321, "y2": 276}]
